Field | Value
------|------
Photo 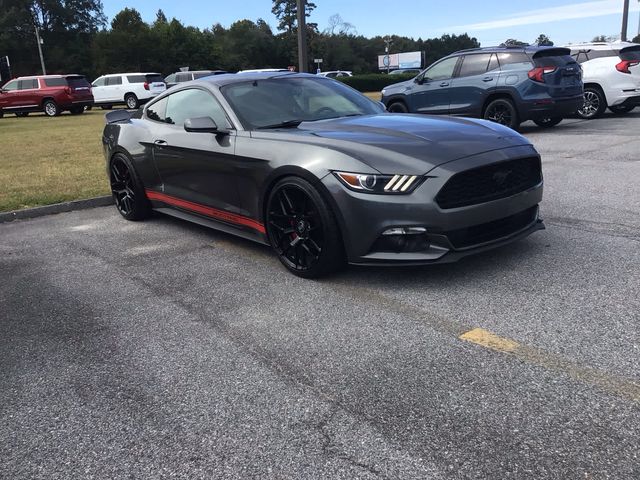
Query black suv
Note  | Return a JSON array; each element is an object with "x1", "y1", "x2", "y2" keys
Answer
[{"x1": 381, "y1": 46, "x2": 584, "y2": 129}]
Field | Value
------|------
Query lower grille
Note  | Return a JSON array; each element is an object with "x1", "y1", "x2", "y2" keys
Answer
[
  {"x1": 444, "y1": 206, "x2": 538, "y2": 249},
  {"x1": 436, "y1": 157, "x2": 542, "y2": 209}
]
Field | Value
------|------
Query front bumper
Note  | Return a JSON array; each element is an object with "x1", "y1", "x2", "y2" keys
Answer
[{"x1": 322, "y1": 145, "x2": 545, "y2": 266}]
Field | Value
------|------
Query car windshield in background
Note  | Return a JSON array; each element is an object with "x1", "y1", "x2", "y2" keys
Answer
[{"x1": 221, "y1": 77, "x2": 381, "y2": 129}]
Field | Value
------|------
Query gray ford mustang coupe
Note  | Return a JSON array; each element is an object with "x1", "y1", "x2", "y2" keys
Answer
[{"x1": 103, "y1": 72, "x2": 544, "y2": 278}]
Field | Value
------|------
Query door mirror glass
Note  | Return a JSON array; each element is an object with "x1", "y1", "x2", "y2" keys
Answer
[{"x1": 184, "y1": 116, "x2": 228, "y2": 134}]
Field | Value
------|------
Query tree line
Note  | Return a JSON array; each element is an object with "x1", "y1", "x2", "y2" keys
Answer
[{"x1": 1, "y1": 0, "x2": 483, "y2": 80}]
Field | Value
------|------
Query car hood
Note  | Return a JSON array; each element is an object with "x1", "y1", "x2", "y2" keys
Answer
[{"x1": 252, "y1": 114, "x2": 533, "y2": 175}]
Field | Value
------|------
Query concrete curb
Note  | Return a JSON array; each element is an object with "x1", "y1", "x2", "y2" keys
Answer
[{"x1": 0, "y1": 196, "x2": 114, "y2": 224}]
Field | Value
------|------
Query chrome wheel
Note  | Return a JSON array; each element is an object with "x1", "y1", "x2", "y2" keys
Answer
[
  {"x1": 44, "y1": 101, "x2": 58, "y2": 117},
  {"x1": 577, "y1": 88, "x2": 606, "y2": 119},
  {"x1": 125, "y1": 95, "x2": 138, "y2": 109}
]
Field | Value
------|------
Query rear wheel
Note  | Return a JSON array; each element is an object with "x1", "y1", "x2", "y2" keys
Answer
[
  {"x1": 533, "y1": 116, "x2": 562, "y2": 128},
  {"x1": 100, "y1": 105, "x2": 113, "y2": 110},
  {"x1": 609, "y1": 104, "x2": 635, "y2": 114},
  {"x1": 577, "y1": 87, "x2": 606, "y2": 119},
  {"x1": 125, "y1": 94, "x2": 139, "y2": 109},
  {"x1": 266, "y1": 177, "x2": 345, "y2": 278},
  {"x1": 43, "y1": 100, "x2": 59, "y2": 117},
  {"x1": 15, "y1": 112, "x2": 29, "y2": 117},
  {"x1": 387, "y1": 101, "x2": 408, "y2": 113},
  {"x1": 109, "y1": 153, "x2": 151, "y2": 221},
  {"x1": 483, "y1": 98, "x2": 520, "y2": 129}
]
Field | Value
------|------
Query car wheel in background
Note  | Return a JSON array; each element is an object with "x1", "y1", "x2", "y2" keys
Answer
[
  {"x1": 109, "y1": 153, "x2": 151, "y2": 221},
  {"x1": 608, "y1": 105, "x2": 635, "y2": 114},
  {"x1": 43, "y1": 100, "x2": 59, "y2": 117},
  {"x1": 577, "y1": 87, "x2": 606, "y2": 119},
  {"x1": 101, "y1": 105, "x2": 112, "y2": 110},
  {"x1": 70, "y1": 107, "x2": 85, "y2": 115},
  {"x1": 125, "y1": 94, "x2": 139, "y2": 109},
  {"x1": 483, "y1": 98, "x2": 520, "y2": 130},
  {"x1": 533, "y1": 117, "x2": 563, "y2": 128},
  {"x1": 15, "y1": 112, "x2": 29, "y2": 117},
  {"x1": 266, "y1": 176, "x2": 345, "y2": 278},
  {"x1": 387, "y1": 101, "x2": 408, "y2": 113}
]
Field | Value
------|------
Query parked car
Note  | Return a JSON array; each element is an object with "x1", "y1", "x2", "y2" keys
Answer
[
  {"x1": 389, "y1": 69, "x2": 421, "y2": 76},
  {"x1": 0, "y1": 74, "x2": 93, "y2": 117},
  {"x1": 103, "y1": 72, "x2": 544, "y2": 278},
  {"x1": 165, "y1": 70, "x2": 228, "y2": 89},
  {"x1": 317, "y1": 71, "x2": 353, "y2": 78},
  {"x1": 90, "y1": 73, "x2": 166, "y2": 109},
  {"x1": 381, "y1": 45, "x2": 584, "y2": 129},
  {"x1": 565, "y1": 42, "x2": 640, "y2": 118}
]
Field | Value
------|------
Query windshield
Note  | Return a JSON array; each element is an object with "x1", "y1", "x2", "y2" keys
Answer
[{"x1": 221, "y1": 76, "x2": 382, "y2": 129}]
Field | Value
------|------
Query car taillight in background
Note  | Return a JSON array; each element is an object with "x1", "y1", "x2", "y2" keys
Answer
[
  {"x1": 615, "y1": 60, "x2": 639, "y2": 74},
  {"x1": 143, "y1": 82, "x2": 150, "y2": 90},
  {"x1": 528, "y1": 66, "x2": 557, "y2": 83}
]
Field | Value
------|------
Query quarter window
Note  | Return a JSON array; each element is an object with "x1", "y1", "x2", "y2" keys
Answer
[
  {"x1": 126, "y1": 75, "x2": 145, "y2": 84},
  {"x1": 176, "y1": 73, "x2": 192, "y2": 82},
  {"x1": 44, "y1": 78, "x2": 68, "y2": 87},
  {"x1": 164, "y1": 88, "x2": 231, "y2": 129},
  {"x1": 422, "y1": 57, "x2": 458, "y2": 81},
  {"x1": 146, "y1": 96, "x2": 168, "y2": 123},
  {"x1": 497, "y1": 52, "x2": 532, "y2": 70},
  {"x1": 458, "y1": 54, "x2": 492, "y2": 77}
]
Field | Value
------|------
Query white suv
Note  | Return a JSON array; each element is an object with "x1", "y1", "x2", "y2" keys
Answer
[
  {"x1": 91, "y1": 73, "x2": 166, "y2": 109},
  {"x1": 566, "y1": 42, "x2": 640, "y2": 118}
]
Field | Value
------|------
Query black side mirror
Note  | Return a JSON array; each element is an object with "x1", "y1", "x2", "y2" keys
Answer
[
  {"x1": 184, "y1": 116, "x2": 228, "y2": 135},
  {"x1": 414, "y1": 77, "x2": 424, "y2": 85}
]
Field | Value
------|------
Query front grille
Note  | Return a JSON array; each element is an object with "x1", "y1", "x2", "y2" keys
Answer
[
  {"x1": 444, "y1": 206, "x2": 538, "y2": 249},
  {"x1": 436, "y1": 157, "x2": 542, "y2": 209}
]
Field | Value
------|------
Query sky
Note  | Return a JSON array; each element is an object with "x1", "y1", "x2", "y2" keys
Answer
[{"x1": 102, "y1": 0, "x2": 640, "y2": 47}]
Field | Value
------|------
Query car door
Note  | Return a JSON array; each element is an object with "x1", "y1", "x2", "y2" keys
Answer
[
  {"x1": 148, "y1": 87, "x2": 242, "y2": 217},
  {"x1": 448, "y1": 53, "x2": 498, "y2": 117},
  {"x1": 105, "y1": 76, "x2": 123, "y2": 102},
  {"x1": 91, "y1": 77, "x2": 107, "y2": 103},
  {"x1": 0, "y1": 79, "x2": 20, "y2": 109},
  {"x1": 17, "y1": 78, "x2": 40, "y2": 109},
  {"x1": 408, "y1": 56, "x2": 459, "y2": 114}
]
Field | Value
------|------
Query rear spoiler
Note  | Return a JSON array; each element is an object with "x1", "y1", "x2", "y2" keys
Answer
[
  {"x1": 531, "y1": 47, "x2": 571, "y2": 58},
  {"x1": 105, "y1": 109, "x2": 134, "y2": 124}
]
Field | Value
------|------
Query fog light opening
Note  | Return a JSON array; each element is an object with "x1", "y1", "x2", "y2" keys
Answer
[{"x1": 373, "y1": 227, "x2": 430, "y2": 253}]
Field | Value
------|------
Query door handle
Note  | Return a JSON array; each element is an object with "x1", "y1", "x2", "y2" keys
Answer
[
  {"x1": 154, "y1": 139, "x2": 167, "y2": 146},
  {"x1": 439, "y1": 82, "x2": 450, "y2": 87},
  {"x1": 482, "y1": 77, "x2": 494, "y2": 82}
]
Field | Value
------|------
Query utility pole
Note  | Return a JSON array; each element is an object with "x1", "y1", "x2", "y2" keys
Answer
[
  {"x1": 621, "y1": 0, "x2": 630, "y2": 41},
  {"x1": 34, "y1": 25, "x2": 46, "y2": 75},
  {"x1": 296, "y1": 0, "x2": 308, "y2": 72},
  {"x1": 384, "y1": 36, "x2": 393, "y2": 74}
]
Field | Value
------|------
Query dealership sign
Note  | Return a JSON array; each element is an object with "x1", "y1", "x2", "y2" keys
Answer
[{"x1": 378, "y1": 51, "x2": 423, "y2": 70}]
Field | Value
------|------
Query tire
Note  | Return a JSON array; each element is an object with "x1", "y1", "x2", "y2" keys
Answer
[
  {"x1": 70, "y1": 107, "x2": 85, "y2": 115},
  {"x1": 483, "y1": 98, "x2": 520, "y2": 129},
  {"x1": 86, "y1": 105, "x2": 93, "y2": 111},
  {"x1": 101, "y1": 105, "x2": 113, "y2": 110},
  {"x1": 533, "y1": 116, "x2": 562, "y2": 128},
  {"x1": 125, "y1": 94, "x2": 139, "y2": 109},
  {"x1": 265, "y1": 176, "x2": 346, "y2": 278},
  {"x1": 387, "y1": 101, "x2": 408, "y2": 113},
  {"x1": 609, "y1": 104, "x2": 635, "y2": 114},
  {"x1": 15, "y1": 112, "x2": 29, "y2": 117},
  {"x1": 43, "y1": 100, "x2": 59, "y2": 117},
  {"x1": 577, "y1": 87, "x2": 606, "y2": 119},
  {"x1": 109, "y1": 153, "x2": 151, "y2": 221}
]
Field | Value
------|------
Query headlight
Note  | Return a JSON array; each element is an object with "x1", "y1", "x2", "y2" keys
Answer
[{"x1": 333, "y1": 171, "x2": 423, "y2": 194}]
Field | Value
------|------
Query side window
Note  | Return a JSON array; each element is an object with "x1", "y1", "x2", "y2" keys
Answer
[
  {"x1": 176, "y1": 73, "x2": 191, "y2": 82},
  {"x1": 18, "y1": 79, "x2": 38, "y2": 90},
  {"x1": 2, "y1": 80, "x2": 19, "y2": 90},
  {"x1": 586, "y1": 50, "x2": 616, "y2": 60},
  {"x1": 457, "y1": 54, "x2": 492, "y2": 78},
  {"x1": 575, "y1": 52, "x2": 589, "y2": 63},
  {"x1": 497, "y1": 52, "x2": 532, "y2": 71},
  {"x1": 106, "y1": 76, "x2": 122, "y2": 86},
  {"x1": 422, "y1": 56, "x2": 458, "y2": 81},
  {"x1": 146, "y1": 96, "x2": 168, "y2": 123},
  {"x1": 165, "y1": 74, "x2": 176, "y2": 83},
  {"x1": 164, "y1": 88, "x2": 231, "y2": 129},
  {"x1": 92, "y1": 77, "x2": 106, "y2": 87},
  {"x1": 126, "y1": 75, "x2": 145, "y2": 84}
]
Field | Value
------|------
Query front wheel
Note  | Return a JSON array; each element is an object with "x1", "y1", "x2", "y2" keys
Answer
[
  {"x1": 387, "y1": 101, "x2": 408, "y2": 113},
  {"x1": 109, "y1": 153, "x2": 151, "y2": 221},
  {"x1": 43, "y1": 100, "x2": 59, "y2": 117},
  {"x1": 577, "y1": 87, "x2": 606, "y2": 119},
  {"x1": 266, "y1": 177, "x2": 345, "y2": 278},
  {"x1": 125, "y1": 94, "x2": 139, "y2": 109},
  {"x1": 533, "y1": 117, "x2": 562, "y2": 128},
  {"x1": 70, "y1": 107, "x2": 85, "y2": 115},
  {"x1": 483, "y1": 98, "x2": 520, "y2": 129},
  {"x1": 609, "y1": 104, "x2": 635, "y2": 114}
]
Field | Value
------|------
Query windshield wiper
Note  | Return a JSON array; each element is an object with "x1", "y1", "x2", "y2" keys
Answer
[{"x1": 257, "y1": 119, "x2": 304, "y2": 129}]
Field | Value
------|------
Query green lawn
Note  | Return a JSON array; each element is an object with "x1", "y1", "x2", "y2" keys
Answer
[{"x1": 0, "y1": 109, "x2": 111, "y2": 212}]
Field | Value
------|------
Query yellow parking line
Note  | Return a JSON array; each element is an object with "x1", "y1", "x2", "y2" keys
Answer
[{"x1": 459, "y1": 328, "x2": 519, "y2": 353}]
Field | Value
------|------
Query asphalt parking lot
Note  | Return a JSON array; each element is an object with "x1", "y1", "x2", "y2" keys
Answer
[{"x1": 1, "y1": 112, "x2": 639, "y2": 479}]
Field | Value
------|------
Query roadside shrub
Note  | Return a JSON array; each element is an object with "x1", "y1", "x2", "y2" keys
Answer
[{"x1": 336, "y1": 74, "x2": 417, "y2": 92}]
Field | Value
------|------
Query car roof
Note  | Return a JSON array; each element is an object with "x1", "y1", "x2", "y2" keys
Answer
[
  {"x1": 564, "y1": 41, "x2": 639, "y2": 51},
  {"x1": 14, "y1": 74, "x2": 84, "y2": 80},
  {"x1": 452, "y1": 45, "x2": 567, "y2": 55}
]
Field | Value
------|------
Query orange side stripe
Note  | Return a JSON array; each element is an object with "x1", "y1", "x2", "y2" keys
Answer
[{"x1": 145, "y1": 189, "x2": 266, "y2": 234}]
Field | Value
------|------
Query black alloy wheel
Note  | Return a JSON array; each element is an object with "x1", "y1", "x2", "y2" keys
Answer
[
  {"x1": 387, "y1": 101, "x2": 408, "y2": 113},
  {"x1": 266, "y1": 177, "x2": 345, "y2": 278},
  {"x1": 577, "y1": 87, "x2": 606, "y2": 119},
  {"x1": 109, "y1": 154, "x2": 150, "y2": 221},
  {"x1": 609, "y1": 104, "x2": 635, "y2": 114},
  {"x1": 483, "y1": 98, "x2": 519, "y2": 129},
  {"x1": 533, "y1": 116, "x2": 563, "y2": 128}
]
